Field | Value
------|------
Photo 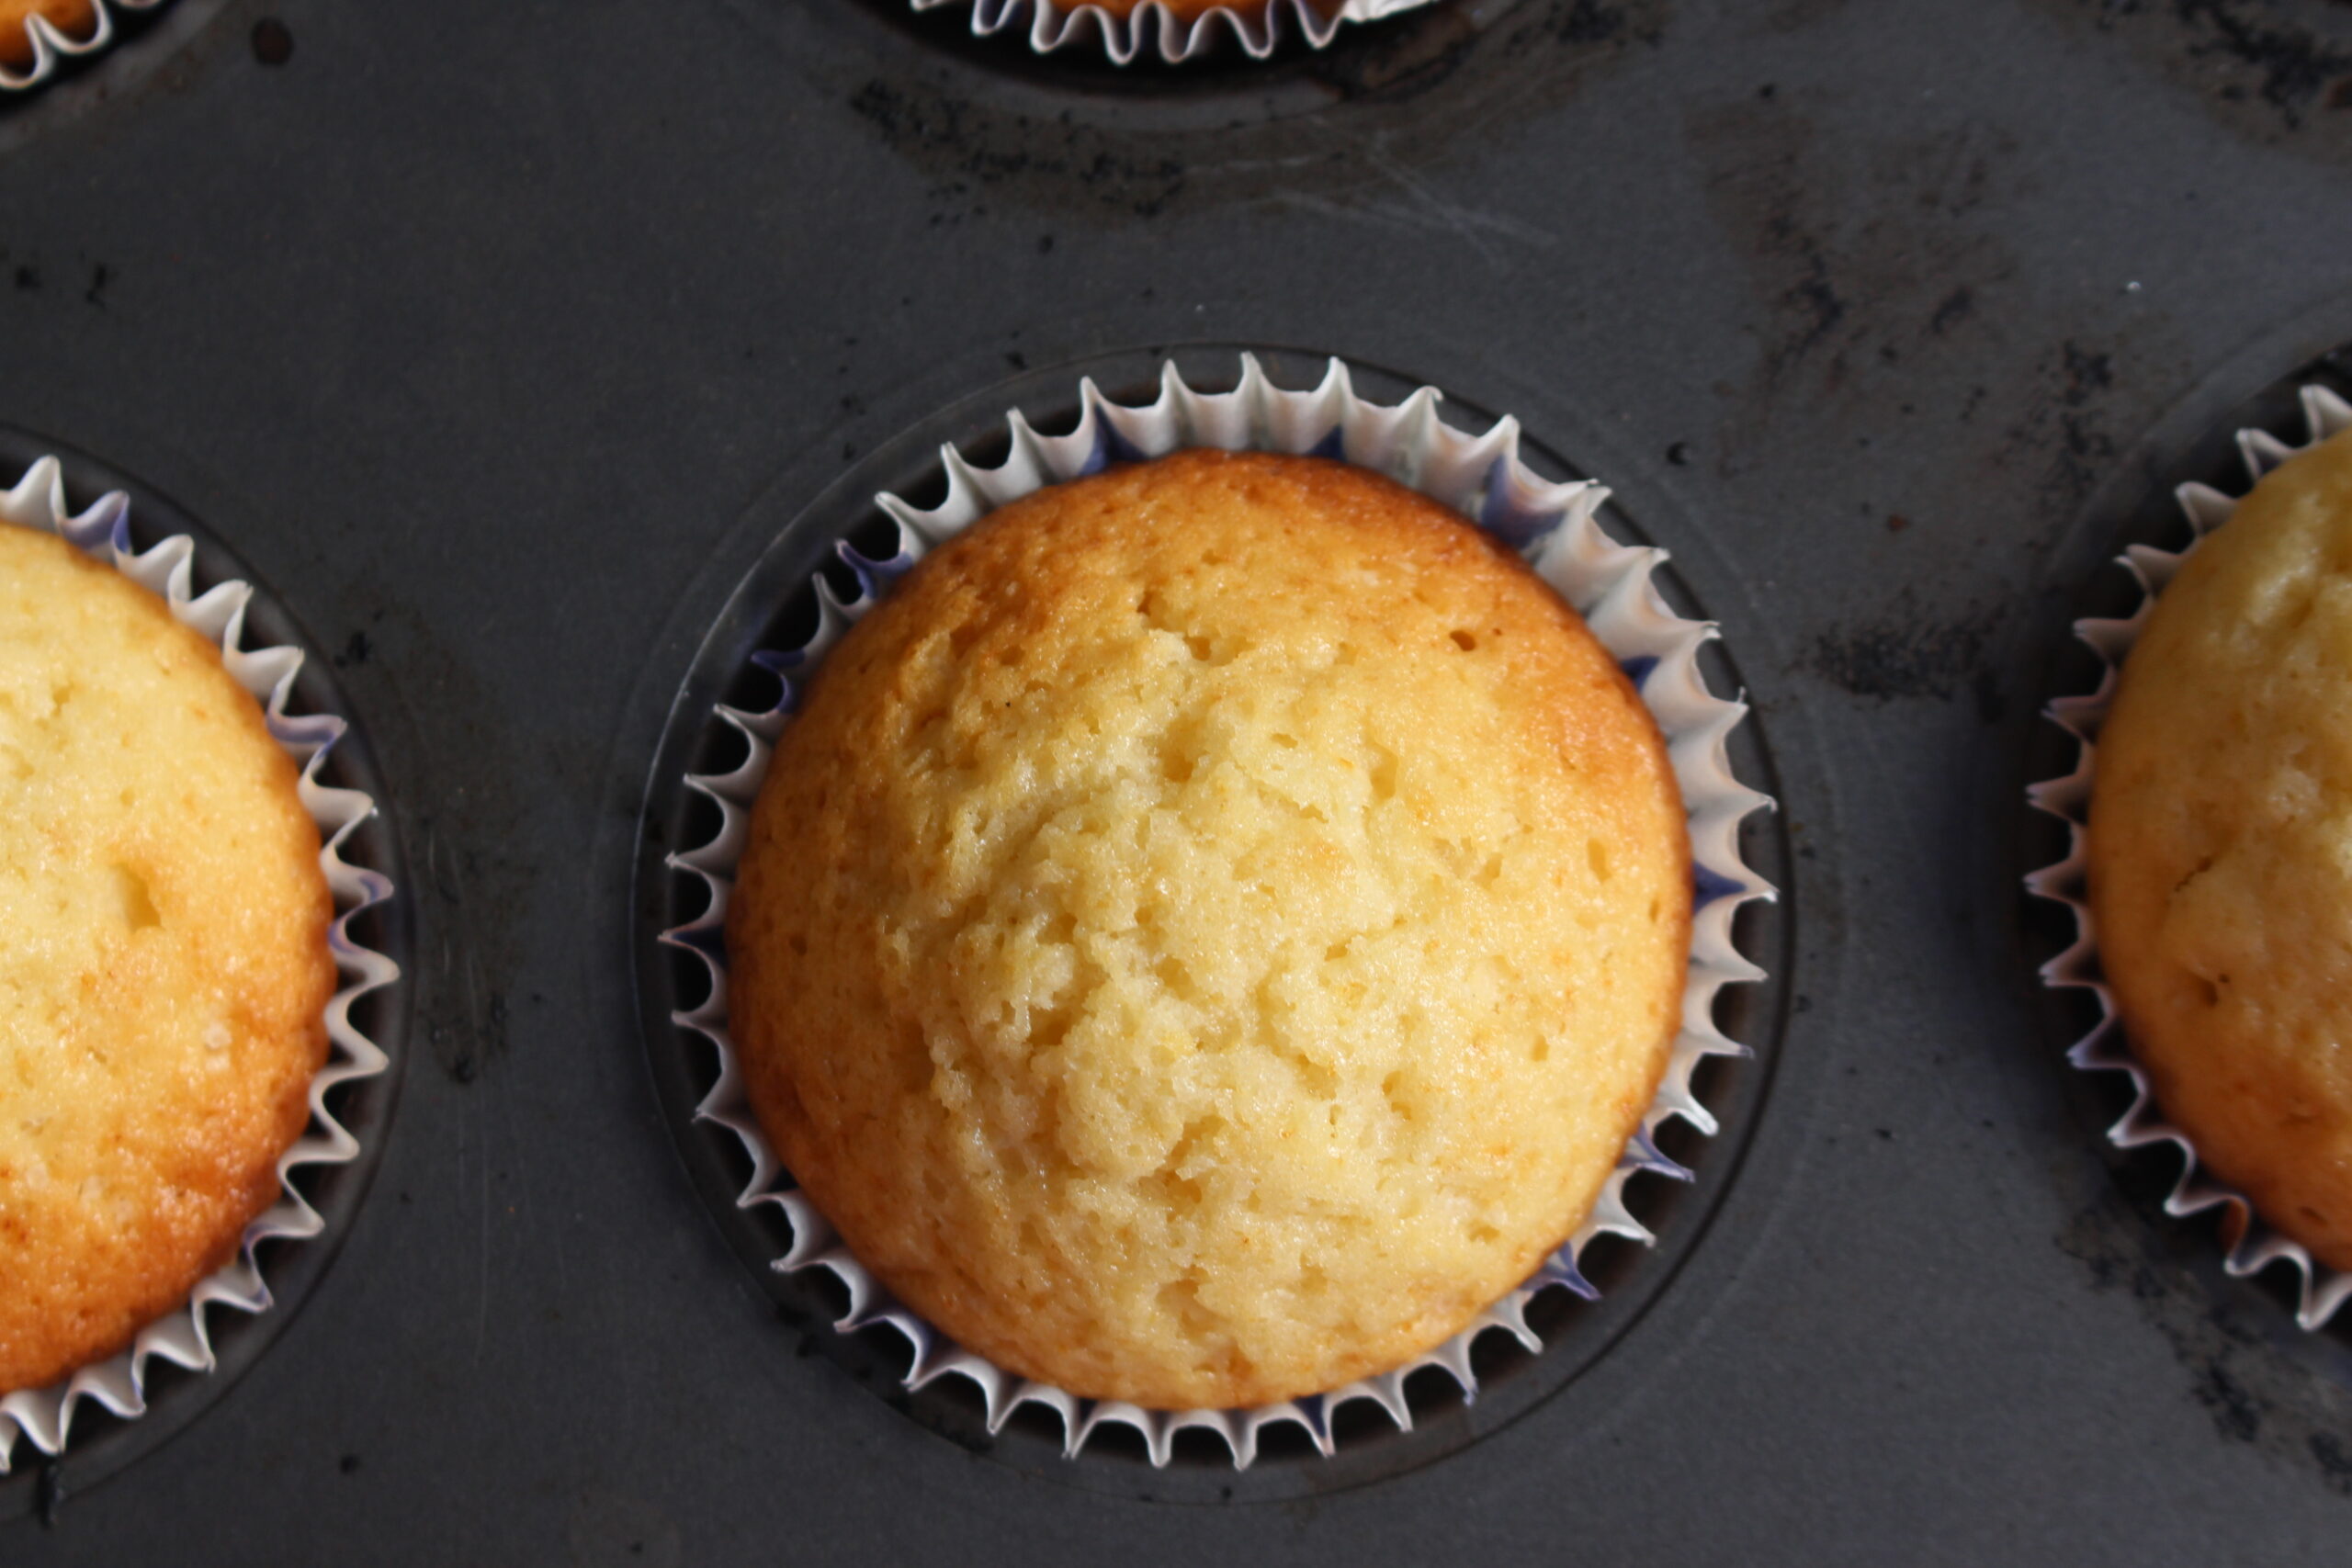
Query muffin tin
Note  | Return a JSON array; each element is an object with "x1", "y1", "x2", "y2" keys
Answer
[{"x1": 10, "y1": 0, "x2": 2352, "y2": 1559}]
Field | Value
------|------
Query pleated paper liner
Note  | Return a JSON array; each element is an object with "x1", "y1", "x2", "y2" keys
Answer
[
  {"x1": 913, "y1": 0, "x2": 1435, "y2": 67},
  {"x1": 0, "y1": 0, "x2": 169, "y2": 93}
]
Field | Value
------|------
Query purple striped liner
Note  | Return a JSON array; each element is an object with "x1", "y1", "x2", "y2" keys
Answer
[
  {"x1": 0, "y1": 456, "x2": 401, "y2": 1472},
  {"x1": 663, "y1": 355, "x2": 1776, "y2": 1466},
  {"x1": 2027, "y1": 382, "x2": 2352, "y2": 1331},
  {"x1": 917, "y1": 0, "x2": 1432, "y2": 66},
  {"x1": 0, "y1": 0, "x2": 170, "y2": 93}
]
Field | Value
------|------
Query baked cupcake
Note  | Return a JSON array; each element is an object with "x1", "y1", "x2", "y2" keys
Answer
[
  {"x1": 2088, "y1": 422, "x2": 2352, "y2": 1271},
  {"x1": 925, "y1": 0, "x2": 1394, "y2": 66},
  {"x1": 727, "y1": 448, "x2": 1690, "y2": 1409},
  {"x1": 0, "y1": 523, "x2": 335, "y2": 1399},
  {"x1": 1076, "y1": 0, "x2": 1315, "y2": 22},
  {"x1": 0, "y1": 0, "x2": 95, "y2": 72}
]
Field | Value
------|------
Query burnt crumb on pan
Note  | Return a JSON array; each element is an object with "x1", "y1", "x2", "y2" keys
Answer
[
  {"x1": 1928, "y1": 287, "x2": 1973, "y2": 335},
  {"x1": 1684, "y1": 96, "x2": 2030, "y2": 478},
  {"x1": 251, "y1": 17, "x2": 293, "y2": 65},
  {"x1": 2311, "y1": 1433, "x2": 2352, "y2": 1491},
  {"x1": 837, "y1": 0, "x2": 1663, "y2": 226},
  {"x1": 2031, "y1": 0, "x2": 2352, "y2": 144},
  {"x1": 435, "y1": 991, "x2": 512, "y2": 1088},
  {"x1": 333, "y1": 630, "x2": 372, "y2": 669},
  {"x1": 1999, "y1": 338, "x2": 2124, "y2": 515},
  {"x1": 846, "y1": 80, "x2": 1189, "y2": 221},
  {"x1": 1801, "y1": 591, "x2": 2005, "y2": 707},
  {"x1": 2164, "y1": 0, "x2": 2352, "y2": 123},
  {"x1": 2054, "y1": 1170, "x2": 2352, "y2": 1494},
  {"x1": 2059, "y1": 340, "x2": 2114, "y2": 400},
  {"x1": 1549, "y1": 0, "x2": 1656, "y2": 46},
  {"x1": 82, "y1": 265, "x2": 109, "y2": 310},
  {"x1": 2198, "y1": 1358, "x2": 2264, "y2": 1442}
]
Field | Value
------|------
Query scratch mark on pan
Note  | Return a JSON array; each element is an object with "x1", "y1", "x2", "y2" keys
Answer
[
  {"x1": 1274, "y1": 131, "x2": 1556, "y2": 269},
  {"x1": 1263, "y1": 189, "x2": 1555, "y2": 265}
]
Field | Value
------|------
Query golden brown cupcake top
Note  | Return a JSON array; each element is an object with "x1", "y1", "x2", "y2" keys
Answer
[
  {"x1": 0, "y1": 526, "x2": 334, "y2": 1395},
  {"x1": 729, "y1": 449, "x2": 1690, "y2": 1407}
]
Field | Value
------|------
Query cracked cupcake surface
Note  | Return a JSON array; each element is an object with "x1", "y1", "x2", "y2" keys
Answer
[
  {"x1": 729, "y1": 449, "x2": 1690, "y2": 1409},
  {"x1": 0, "y1": 526, "x2": 333, "y2": 1396},
  {"x1": 2092, "y1": 425, "x2": 2352, "y2": 1273}
]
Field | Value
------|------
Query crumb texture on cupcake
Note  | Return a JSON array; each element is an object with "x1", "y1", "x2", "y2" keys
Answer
[
  {"x1": 0, "y1": 527, "x2": 333, "y2": 1396},
  {"x1": 0, "y1": 0, "x2": 98, "y2": 70},
  {"x1": 729, "y1": 449, "x2": 1690, "y2": 1409},
  {"x1": 2093, "y1": 425, "x2": 2352, "y2": 1272}
]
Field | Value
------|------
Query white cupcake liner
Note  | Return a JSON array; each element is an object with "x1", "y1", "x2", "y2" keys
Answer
[
  {"x1": 664, "y1": 355, "x2": 1776, "y2": 1467},
  {"x1": 0, "y1": 0, "x2": 169, "y2": 93},
  {"x1": 0, "y1": 457, "x2": 401, "y2": 1473},
  {"x1": 2027, "y1": 382, "x2": 2352, "y2": 1331},
  {"x1": 922, "y1": 0, "x2": 1433, "y2": 66}
]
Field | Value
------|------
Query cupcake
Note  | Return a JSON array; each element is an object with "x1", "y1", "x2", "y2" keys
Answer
[
  {"x1": 0, "y1": 456, "x2": 397, "y2": 1474},
  {"x1": 665, "y1": 356, "x2": 1774, "y2": 1461},
  {"x1": 1088, "y1": 0, "x2": 1295, "y2": 20},
  {"x1": 0, "y1": 523, "x2": 334, "y2": 1400},
  {"x1": 925, "y1": 0, "x2": 1421, "y2": 67},
  {"x1": 2086, "y1": 421, "x2": 2352, "y2": 1272},
  {"x1": 727, "y1": 449, "x2": 1690, "y2": 1409},
  {"x1": 0, "y1": 0, "x2": 94, "y2": 73}
]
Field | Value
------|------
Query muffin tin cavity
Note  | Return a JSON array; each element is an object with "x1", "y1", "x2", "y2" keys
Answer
[
  {"x1": 2028, "y1": 355, "x2": 2352, "y2": 1333},
  {"x1": 798, "y1": 0, "x2": 1550, "y2": 130},
  {"x1": 632, "y1": 349, "x2": 1794, "y2": 1500},
  {"x1": 0, "y1": 433, "x2": 408, "y2": 1520}
]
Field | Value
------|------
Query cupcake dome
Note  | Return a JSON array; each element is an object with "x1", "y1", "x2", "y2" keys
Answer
[{"x1": 727, "y1": 449, "x2": 1690, "y2": 1409}]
